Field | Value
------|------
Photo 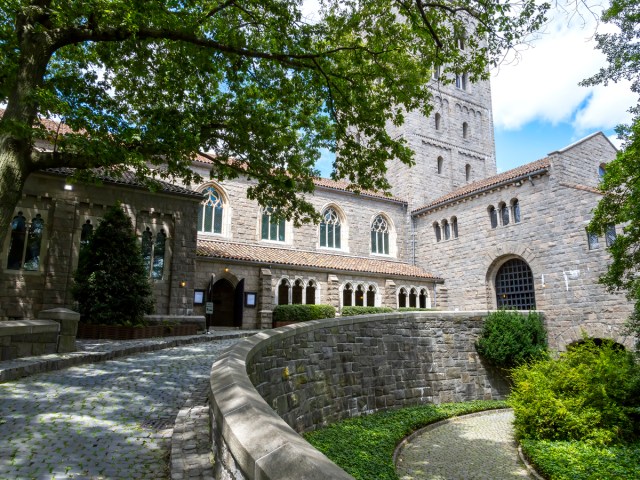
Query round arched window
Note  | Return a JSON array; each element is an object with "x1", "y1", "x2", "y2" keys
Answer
[{"x1": 495, "y1": 259, "x2": 536, "y2": 309}]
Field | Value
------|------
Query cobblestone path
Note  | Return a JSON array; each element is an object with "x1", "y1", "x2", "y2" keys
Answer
[
  {"x1": 396, "y1": 410, "x2": 530, "y2": 480},
  {"x1": 0, "y1": 339, "x2": 240, "y2": 480}
]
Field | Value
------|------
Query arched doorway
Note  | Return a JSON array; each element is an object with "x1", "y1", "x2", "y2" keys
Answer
[
  {"x1": 495, "y1": 258, "x2": 536, "y2": 309},
  {"x1": 209, "y1": 278, "x2": 236, "y2": 327}
]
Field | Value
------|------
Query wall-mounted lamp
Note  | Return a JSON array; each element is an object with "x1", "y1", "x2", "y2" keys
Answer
[
  {"x1": 224, "y1": 267, "x2": 229, "y2": 273},
  {"x1": 64, "y1": 184, "x2": 73, "y2": 191},
  {"x1": 179, "y1": 280, "x2": 187, "y2": 288}
]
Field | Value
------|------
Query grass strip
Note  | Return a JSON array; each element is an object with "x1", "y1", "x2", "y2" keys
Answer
[
  {"x1": 521, "y1": 439, "x2": 640, "y2": 480},
  {"x1": 304, "y1": 400, "x2": 508, "y2": 480}
]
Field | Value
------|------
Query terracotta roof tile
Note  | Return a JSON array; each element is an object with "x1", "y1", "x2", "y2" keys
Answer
[
  {"x1": 43, "y1": 167, "x2": 201, "y2": 198},
  {"x1": 412, "y1": 157, "x2": 551, "y2": 215},
  {"x1": 197, "y1": 239, "x2": 441, "y2": 280},
  {"x1": 312, "y1": 177, "x2": 406, "y2": 203}
]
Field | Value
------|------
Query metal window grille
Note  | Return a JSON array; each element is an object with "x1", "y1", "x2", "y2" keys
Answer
[{"x1": 495, "y1": 259, "x2": 536, "y2": 310}]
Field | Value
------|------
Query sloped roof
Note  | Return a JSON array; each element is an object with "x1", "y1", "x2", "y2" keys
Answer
[
  {"x1": 412, "y1": 157, "x2": 551, "y2": 215},
  {"x1": 197, "y1": 239, "x2": 441, "y2": 280},
  {"x1": 43, "y1": 167, "x2": 201, "y2": 198}
]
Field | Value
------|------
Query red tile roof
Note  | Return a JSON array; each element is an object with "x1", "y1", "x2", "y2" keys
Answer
[
  {"x1": 412, "y1": 157, "x2": 551, "y2": 215},
  {"x1": 197, "y1": 239, "x2": 441, "y2": 280},
  {"x1": 312, "y1": 177, "x2": 406, "y2": 203}
]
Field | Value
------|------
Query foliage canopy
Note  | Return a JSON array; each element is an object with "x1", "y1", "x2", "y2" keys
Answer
[{"x1": 0, "y1": 0, "x2": 549, "y2": 248}]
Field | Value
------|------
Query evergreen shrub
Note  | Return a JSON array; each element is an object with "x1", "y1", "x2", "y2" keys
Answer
[
  {"x1": 73, "y1": 204, "x2": 154, "y2": 325},
  {"x1": 341, "y1": 306, "x2": 394, "y2": 316},
  {"x1": 510, "y1": 339, "x2": 640, "y2": 445},
  {"x1": 475, "y1": 310, "x2": 547, "y2": 369},
  {"x1": 272, "y1": 304, "x2": 335, "y2": 323}
]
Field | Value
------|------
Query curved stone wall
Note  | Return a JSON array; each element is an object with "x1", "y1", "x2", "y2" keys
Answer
[{"x1": 209, "y1": 311, "x2": 511, "y2": 479}]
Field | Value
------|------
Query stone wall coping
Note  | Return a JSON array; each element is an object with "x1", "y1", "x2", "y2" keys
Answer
[
  {"x1": 0, "y1": 319, "x2": 60, "y2": 337},
  {"x1": 209, "y1": 310, "x2": 532, "y2": 479},
  {"x1": 144, "y1": 315, "x2": 206, "y2": 327},
  {"x1": 37, "y1": 308, "x2": 81, "y2": 321}
]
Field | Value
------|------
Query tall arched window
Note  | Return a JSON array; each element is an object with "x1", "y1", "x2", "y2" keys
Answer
[
  {"x1": 419, "y1": 289, "x2": 428, "y2": 309},
  {"x1": 499, "y1": 202, "x2": 510, "y2": 226},
  {"x1": 437, "y1": 156, "x2": 443, "y2": 174},
  {"x1": 511, "y1": 199, "x2": 521, "y2": 223},
  {"x1": 261, "y1": 207, "x2": 285, "y2": 242},
  {"x1": 398, "y1": 288, "x2": 407, "y2": 308},
  {"x1": 366, "y1": 285, "x2": 376, "y2": 307},
  {"x1": 409, "y1": 288, "x2": 417, "y2": 308},
  {"x1": 278, "y1": 279, "x2": 290, "y2": 305},
  {"x1": 80, "y1": 219, "x2": 93, "y2": 248},
  {"x1": 442, "y1": 219, "x2": 450, "y2": 240},
  {"x1": 292, "y1": 279, "x2": 304, "y2": 304},
  {"x1": 434, "y1": 222, "x2": 442, "y2": 242},
  {"x1": 451, "y1": 217, "x2": 458, "y2": 239},
  {"x1": 343, "y1": 283, "x2": 353, "y2": 307},
  {"x1": 435, "y1": 113, "x2": 441, "y2": 130},
  {"x1": 199, "y1": 186, "x2": 224, "y2": 234},
  {"x1": 320, "y1": 207, "x2": 341, "y2": 249},
  {"x1": 8, "y1": 211, "x2": 45, "y2": 271},
  {"x1": 495, "y1": 259, "x2": 536, "y2": 309},
  {"x1": 462, "y1": 122, "x2": 468, "y2": 138},
  {"x1": 488, "y1": 206, "x2": 498, "y2": 229},
  {"x1": 355, "y1": 285, "x2": 365, "y2": 306},
  {"x1": 306, "y1": 280, "x2": 316, "y2": 305},
  {"x1": 465, "y1": 164, "x2": 471, "y2": 182},
  {"x1": 371, "y1": 215, "x2": 390, "y2": 255}
]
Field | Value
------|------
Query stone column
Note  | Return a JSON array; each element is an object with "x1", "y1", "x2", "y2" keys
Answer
[
  {"x1": 38, "y1": 308, "x2": 80, "y2": 353},
  {"x1": 258, "y1": 268, "x2": 273, "y2": 329}
]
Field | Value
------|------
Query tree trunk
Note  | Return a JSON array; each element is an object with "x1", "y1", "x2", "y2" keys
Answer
[{"x1": 0, "y1": 136, "x2": 31, "y2": 256}]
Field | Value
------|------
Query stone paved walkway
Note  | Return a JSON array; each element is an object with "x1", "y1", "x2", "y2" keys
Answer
[
  {"x1": 396, "y1": 410, "x2": 531, "y2": 480},
  {"x1": 0, "y1": 337, "x2": 245, "y2": 480}
]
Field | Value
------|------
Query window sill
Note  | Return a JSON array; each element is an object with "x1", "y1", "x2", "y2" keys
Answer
[
  {"x1": 317, "y1": 246, "x2": 348, "y2": 253},
  {"x1": 260, "y1": 239, "x2": 288, "y2": 245}
]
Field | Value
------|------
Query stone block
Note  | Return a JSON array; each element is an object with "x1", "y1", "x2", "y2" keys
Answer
[{"x1": 57, "y1": 335, "x2": 76, "y2": 353}]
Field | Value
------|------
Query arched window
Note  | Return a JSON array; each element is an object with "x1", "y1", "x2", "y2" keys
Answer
[
  {"x1": 355, "y1": 284, "x2": 365, "y2": 306},
  {"x1": 442, "y1": 219, "x2": 450, "y2": 240},
  {"x1": 432, "y1": 65, "x2": 441, "y2": 80},
  {"x1": 292, "y1": 279, "x2": 304, "y2": 304},
  {"x1": 434, "y1": 222, "x2": 442, "y2": 242},
  {"x1": 371, "y1": 215, "x2": 390, "y2": 255},
  {"x1": 435, "y1": 113, "x2": 441, "y2": 130},
  {"x1": 398, "y1": 288, "x2": 407, "y2": 308},
  {"x1": 419, "y1": 289, "x2": 428, "y2": 308},
  {"x1": 409, "y1": 288, "x2": 417, "y2": 308},
  {"x1": 343, "y1": 283, "x2": 353, "y2": 307},
  {"x1": 499, "y1": 202, "x2": 510, "y2": 226},
  {"x1": 198, "y1": 186, "x2": 224, "y2": 234},
  {"x1": 598, "y1": 164, "x2": 606, "y2": 180},
  {"x1": 495, "y1": 259, "x2": 536, "y2": 309},
  {"x1": 437, "y1": 156, "x2": 443, "y2": 174},
  {"x1": 306, "y1": 280, "x2": 316, "y2": 305},
  {"x1": 489, "y1": 206, "x2": 498, "y2": 229},
  {"x1": 80, "y1": 219, "x2": 93, "y2": 248},
  {"x1": 511, "y1": 199, "x2": 521, "y2": 224},
  {"x1": 366, "y1": 285, "x2": 376, "y2": 307},
  {"x1": 278, "y1": 279, "x2": 290, "y2": 305},
  {"x1": 465, "y1": 164, "x2": 471, "y2": 182},
  {"x1": 462, "y1": 122, "x2": 468, "y2": 138},
  {"x1": 451, "y1": 217, "x2": 458, "y2": 239},
  {"x1": 606, "y1": 224, "x2": 617, "y2": 247},
  {"x1": 462, "y1": 73, "x2": 468, "y2": 90},
  {"x1": 141, "y1": 227, "x2": 168, "y2": 280},
  {"x1": 261, "y1": 207, "x2": 285, "y2": 242},
  {"x1": 320, "y1": 207, "x2": 341, "y2": 249},
  {"x1": 8, "y1": 211, "x2": 45, "y2": 271}
]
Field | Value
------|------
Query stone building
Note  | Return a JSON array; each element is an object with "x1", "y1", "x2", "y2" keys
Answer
[{"x1": 1, "y1": 71, "x2": 634, "y2": 349}]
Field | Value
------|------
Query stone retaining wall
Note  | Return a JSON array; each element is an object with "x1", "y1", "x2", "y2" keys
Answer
[{"x1": 209, "y1": 311, "x2": 513, "y2": 479}]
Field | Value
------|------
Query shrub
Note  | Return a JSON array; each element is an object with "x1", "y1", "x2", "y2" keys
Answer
[
  {"x1": 341, "y1": 306, "x2": 394, "y2": 316},
  {"x1": 475, "y1": 310, "x2": 547, "y2": 369},
  {"x1": 73, "y1": 204, "x2": 154, "y2": 325},
  {"x1": 272, "y1": 304, "x2": 335, "y2": 323},
  {"x1": 510, "y1": 339, "x2": 640, "y2": 445}
]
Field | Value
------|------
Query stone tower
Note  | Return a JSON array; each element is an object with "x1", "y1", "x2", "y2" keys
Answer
[{"x1": 385, "y1": 73, "x2": 497, "y2": 210}]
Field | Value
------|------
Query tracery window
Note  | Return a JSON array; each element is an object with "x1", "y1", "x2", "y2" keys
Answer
[
  {"x1": 495, "y1": 259, "x2": 536, "y2": 310},
  {"x1": 489, "y1": 206, "x2": 498, "y2": 229},
  {"x1": 7, "y1": 211, "x2": 45, "y2": 271},
  {"x1": 198, "y1": 186, "x2": 224, "y2": 234},
  {"x1": 306, "y1": 280, "x2": 316, "y2": 305},
  {"x1": 511, "y1": 199, "x2": 521, "y2": 224},
  {"x1": 499, "y1": 202, "x2": 510, "y2": 226},
  {"x1": 292, "y1": 279, "x2": 303, "y2": 304},
  {"x1": 371, "y1": 215, "x2": 390, "y2": 255},
  {"x1": 398, "y1": 288, "x2": 407, "y2": 308},
  {"x1": 320, "y1": 207, "x2": 342, "y2": 249},
  {"x1": 355, "y1": 285, "x2": 365, "y2": 306},
  {"x1": 343, "y1": 283, "x2": 353, "y2": 307},
  {"x1": 261, "y1": 207, "x2": 285, "y2": 242},
  {"x1": 141, "y1": 227, "x2": 168, "y2": 280},
  {"x1": 278, "y1": 279, "x2": 290, "y2": 305},
  {"x1": 366, "y1": 285, "x2": 376, "y2": 307}
]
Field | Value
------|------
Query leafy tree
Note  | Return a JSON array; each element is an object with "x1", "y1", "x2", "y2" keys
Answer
[
  {"x1": 0, "y1": 0, "x2": 549, "y2": 249},
  {"x1": 583, "y1": 0, "x2": 640, "y2": 346},
  {"x1": 72, "y1": 203, "x2": 154, "y2": 325}
]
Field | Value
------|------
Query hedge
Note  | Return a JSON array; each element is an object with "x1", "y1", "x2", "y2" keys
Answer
[
  {"x1": 272, "y1": 304, "x2": 335, "y2": 323},
  {"x1": 341, "y1": 306, "x2": 394, "y2": 316}
]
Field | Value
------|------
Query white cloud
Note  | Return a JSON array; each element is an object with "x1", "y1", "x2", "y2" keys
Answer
[{"x1": 491, "y1": 7, "x2": 637, "y2": 132}]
